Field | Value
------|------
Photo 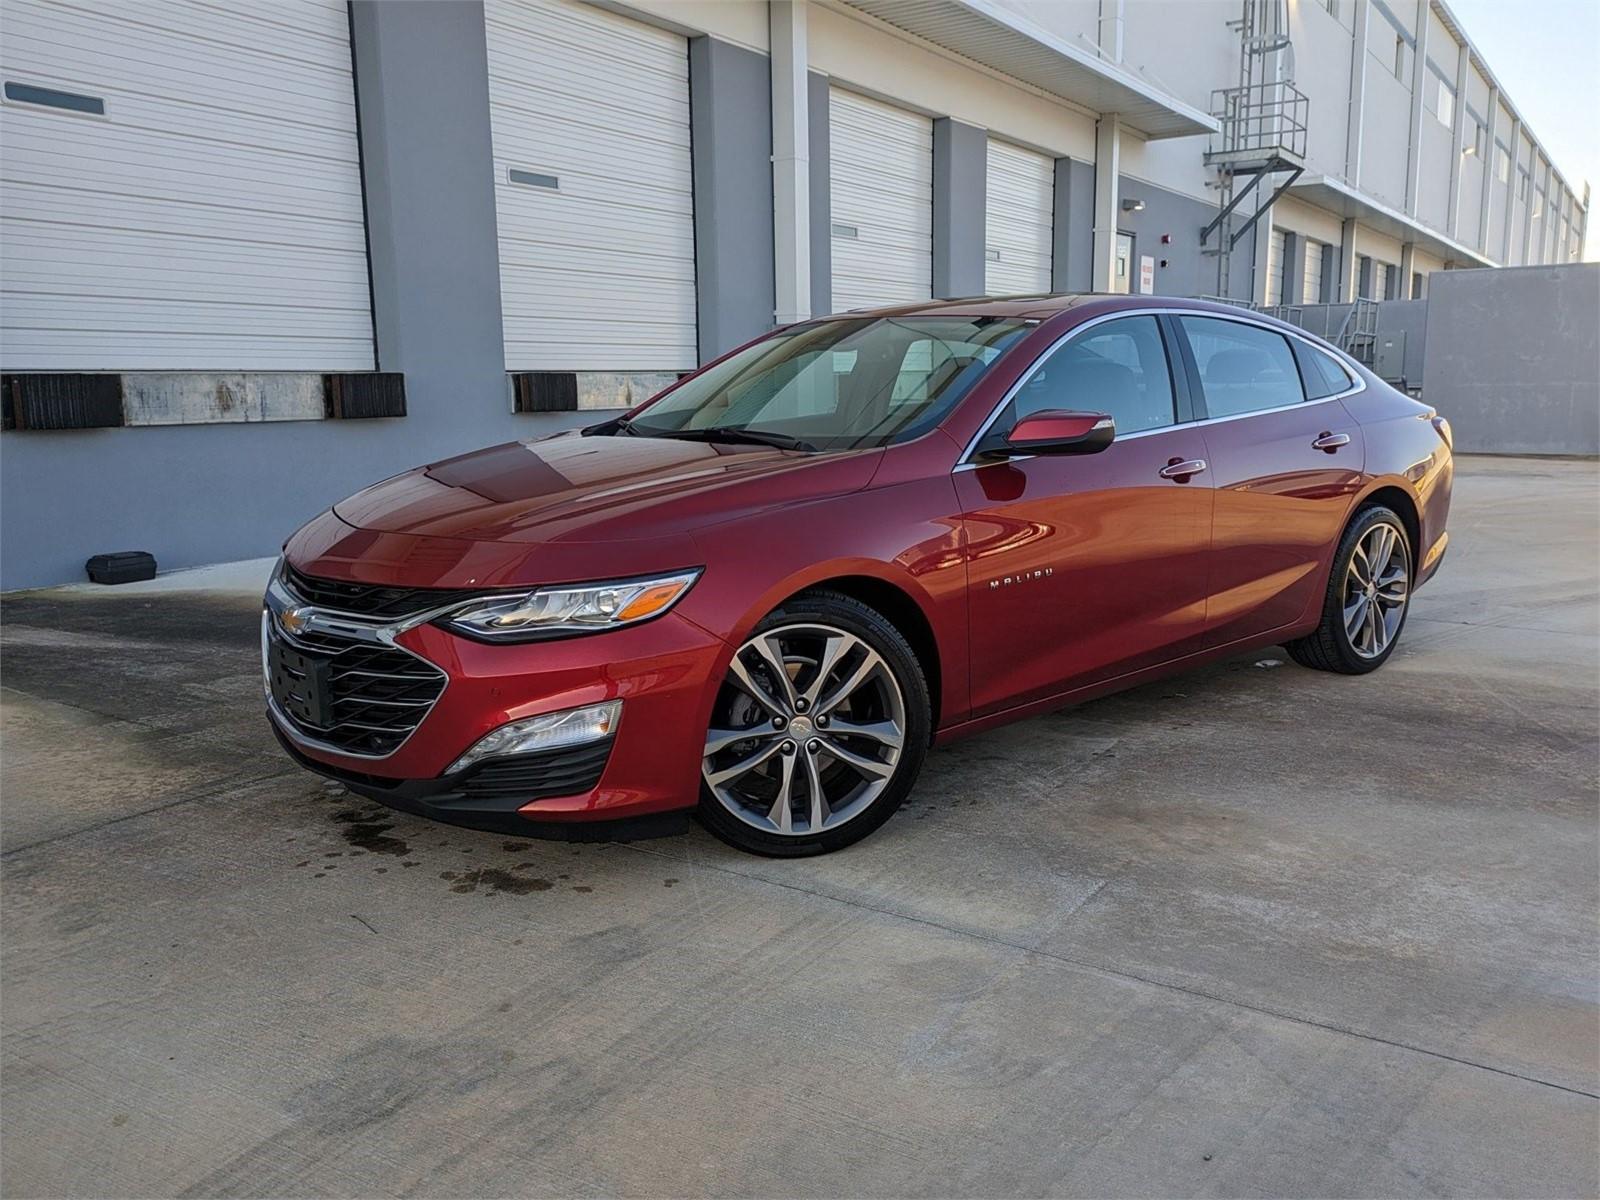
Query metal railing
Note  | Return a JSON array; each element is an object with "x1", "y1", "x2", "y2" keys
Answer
[{"x1": 1208, "y1": 80, "x2": 1309, "y2": 164}]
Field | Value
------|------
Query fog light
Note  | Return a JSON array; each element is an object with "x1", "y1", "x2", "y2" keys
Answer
[{"x1": 447, "y1": 701, "x2": 620, "y2": 775}]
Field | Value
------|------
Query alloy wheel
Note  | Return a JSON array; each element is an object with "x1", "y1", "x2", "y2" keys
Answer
[
  {"x1": 1343, "y1": 520, "x2": 1410, "y2": 659},
  {"x1": 703, "y1": 623, "x2": 907, "y2": 837}
]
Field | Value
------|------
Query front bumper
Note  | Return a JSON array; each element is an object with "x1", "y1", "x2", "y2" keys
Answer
[{"x1": 266, "y1": 600, "x2": 728, "y2": 827}]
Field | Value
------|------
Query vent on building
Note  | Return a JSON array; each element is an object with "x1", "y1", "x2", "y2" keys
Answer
[
  {"x1": 511, "y1": 372, "x2": 578, "y2": 413},
  {"x1": 2, "y1": 374, "x2": 125, "y2": 430},
  {"x1": 324, "y1": 373, "x2": 406, "y2": 419}
]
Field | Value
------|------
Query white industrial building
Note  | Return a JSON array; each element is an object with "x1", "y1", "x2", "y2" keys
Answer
[{"x1": 0, "y1": 0, "x2": 1588, "y2": 587}]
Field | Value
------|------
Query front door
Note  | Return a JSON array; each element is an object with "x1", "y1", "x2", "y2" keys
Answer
[
  {"x1": 1171, "y1": 314, "x2": 1366, "y2": 647},
  {"x1": 956, "y1": 314, "x2": 1214, "y2": 717}
]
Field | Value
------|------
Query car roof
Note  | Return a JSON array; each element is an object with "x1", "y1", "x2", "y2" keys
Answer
[{"x1": 811, "y1": 293, "x2": 1266, "y2": 322}]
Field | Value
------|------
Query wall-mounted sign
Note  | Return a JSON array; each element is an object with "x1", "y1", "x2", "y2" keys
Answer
[{"x1": 1139, "y1": 255, "x2": 1156, "y2": 295}]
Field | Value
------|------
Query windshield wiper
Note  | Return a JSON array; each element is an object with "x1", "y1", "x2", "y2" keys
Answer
[{"x1": 653, "y1": 426, "x2": 818, "y2": 452}]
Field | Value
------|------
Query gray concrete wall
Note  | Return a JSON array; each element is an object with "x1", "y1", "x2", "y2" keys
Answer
[
  {"x1": 932, "y1": 118, "x2": 986, "y2": 298},
  {"x1": 1115, "y1": 174, "x2": 1256, "y2": 302},
  {"x1": 689, "y1": 37, "x2": 775, "y2": 358},
  {"x1": 0, "y1": 1, "x2": 590, "y2": 591},
  {"x1": 1420, "y1": 263, "x2": 1600, "y2": 455},
  {"x1": 807, "y1": 70, "x2": 832, "y2": 317}
]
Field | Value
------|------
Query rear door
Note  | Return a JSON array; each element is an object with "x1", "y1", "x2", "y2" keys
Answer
[
  {"x1": 1172, "y1": 314, "x2": 1365, "y2": 647},
  {"x1": 956, "y1": 314, "x2": 1213, "y2": 715}
]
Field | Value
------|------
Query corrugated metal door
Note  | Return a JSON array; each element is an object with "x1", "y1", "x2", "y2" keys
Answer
[
  {"x1": 830, "y1": 89, "x2": 932, "y2": 312},
  {"x1": 984, "y1": 139, "x2": 1053, "y2": 294},
  {"x1": 1372, "y1": 261, "x2": 1389, "y2": 300},
  {"x1": 486, "y1": 0, "x2": 696, "y2": 371},
  {"x1": 0, "y1": 0, "x2": 372, "y2": 371},
  {"x1": 1302, "y1": 238, "x2": 1324, "y2": 304},
  {"x1": 1265, "y1": 228, "x2": 1286, "y2": 306}
]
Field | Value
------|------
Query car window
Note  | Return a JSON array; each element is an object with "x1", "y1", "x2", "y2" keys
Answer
[
  {"x1": 1293, "y1": 340, "x2": 1356, "y2": 400},
  {"x1": 1180, "y1": 316, "x2": 1306, "y2": 417},
  {"x1": 983, "y1": 316, "x2": 1177, "y2": 450},
  {"x1": 891, "y1": 338, "x2": 1005, "y2": 405}
]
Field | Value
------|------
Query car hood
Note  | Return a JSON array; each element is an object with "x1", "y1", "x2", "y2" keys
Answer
[{"x1": 332, "y1": 431, "x2": 882, "y2": 545}]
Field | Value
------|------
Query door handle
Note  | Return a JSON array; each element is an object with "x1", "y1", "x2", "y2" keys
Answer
[
  {"x1": 1312, "y1": 432, "x2": 1351, "y2": 452},
  {"x1": 1159, "y1": 458, "x2": 1207, "y2": 480}
]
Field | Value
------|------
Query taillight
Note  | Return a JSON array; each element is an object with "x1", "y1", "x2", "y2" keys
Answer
[{"x1": 1431, "y1": 414, "x2": 1453, "y2": 450}]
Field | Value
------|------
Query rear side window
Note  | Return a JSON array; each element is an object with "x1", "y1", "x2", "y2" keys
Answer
[
  {"x1": 1180, "y1": 316, "x2": 1305, "y2": 417},
  {"x1": 1293, "y1": 340, "x2": 1356, "y2": 400},
  {"x1": 992, "y1": 315, "x2": 1177, "y2": 444}
]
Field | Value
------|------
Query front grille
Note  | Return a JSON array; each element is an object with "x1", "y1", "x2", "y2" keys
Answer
[
  {"x1": 268, "y1": 619, "x2": 446, "y2": 756},
  {"x1": 282, "y1": 563, "x2": 494, "y2": 622},
  {"x1": 459, "y1": 740, "x2": 613, "y2": 804}
]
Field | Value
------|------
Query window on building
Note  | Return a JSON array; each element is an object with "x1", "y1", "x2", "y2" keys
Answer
[
  {"x1": 1472, "y1": 122, "x2": 1488, "y2": 157},
  {"x1": 990, "y1": 316, "x2": 1177, "y2": 440},
  {"x1": 1179, "y1": 317, "x2": 1305, "y2": 418},
  {"x1": 1495, "y1": 145, "x2": 1511, "y2": 184},
  {"x1": 1324, "y1": 0, "x2": 1339, "y2": 18},
  {"x1": 1430, "y1": 73, "x2": 1454, "y2": 128},
  {"x1": 1393, "y1": 34, "x2": 1406, "y2": 81},
  {"x1": 1518, "y1": 171, "x2": 1529, "y2": 200}
]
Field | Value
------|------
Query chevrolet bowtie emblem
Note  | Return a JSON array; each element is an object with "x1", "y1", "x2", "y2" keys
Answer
[{"x1": 280, "y1": 606, "x2": 313, "y2": 635}]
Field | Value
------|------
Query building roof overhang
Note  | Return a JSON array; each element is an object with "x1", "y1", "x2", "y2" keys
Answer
[
  {"x1": 1291, "y1": 174, "x2": 1497, "y2": 267},
  {"x1": 839, "y1": 0, "x2": 1219, "y2": 140}
]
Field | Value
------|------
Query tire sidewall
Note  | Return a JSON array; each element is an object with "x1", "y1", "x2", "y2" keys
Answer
[
  {"x1": 695, "y1": 592, "x2": 932, "y2": 857},
  {"x1": 1330, "y1": 505, "x2": 1413, "y2": 672}
]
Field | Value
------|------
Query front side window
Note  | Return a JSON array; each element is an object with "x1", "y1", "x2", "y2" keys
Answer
[
  {"x1": 1180, "y1": 316, "x2": 1305, "y2": 418},
  {"x1": 626, "y1": 316, "x2": 1033, "y2": 451},
  {"x1": 979, "y1": 316, "x2": 1178, "y2": 453}
]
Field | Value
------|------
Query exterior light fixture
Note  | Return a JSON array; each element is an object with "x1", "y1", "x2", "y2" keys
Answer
[{"x1": 1121, "y1": 198, "x2": 1146, "y2": 212}]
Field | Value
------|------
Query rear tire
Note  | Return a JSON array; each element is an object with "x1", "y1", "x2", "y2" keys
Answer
[
  {"x1": 696, "y1": 590, "x2": 931, "y2": 857},
  {"x1": 1285, "y1": 504, "x2": 1412, "y2": 675}
]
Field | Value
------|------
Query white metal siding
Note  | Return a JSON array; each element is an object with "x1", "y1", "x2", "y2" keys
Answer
[
  {"x1": 1265, "y1": 228, "x2": 1286, "y2": 306},
  {"x1": 486, "y1": 0, "x2": 695, "y2": 371},
  {"x1": 1372, "y1": 261, "x2": 1390, "y2": 299},
  {"x1": 0, "y1": 0, "x2": 373, "y2": 371},
  {"x1": 1302, "y1": 238, "x2": 1324, "y2": 304},
  {"x1": 830, "y1": 89, "x2": 932, "y2": 312},
  {"x1": 984, "y1": 139, "x2": 1053, "y2": 294}
]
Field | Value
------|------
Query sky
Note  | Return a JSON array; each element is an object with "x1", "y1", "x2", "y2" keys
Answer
[{"x1": 1445, "y1": 0, "x2": 1600, "y2": 259}]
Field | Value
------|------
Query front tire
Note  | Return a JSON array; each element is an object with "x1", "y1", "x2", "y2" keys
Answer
[
  {"x1": 697, "y1": 590, "x2": 931, "y2": 856},
  {"x1": 1286, "y1": 504, "x2": 1413, "y2": 674}
]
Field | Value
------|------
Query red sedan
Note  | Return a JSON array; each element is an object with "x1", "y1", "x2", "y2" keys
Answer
[{"x1": 265, "y1": 295, "x2": 1453, "y2": 855}]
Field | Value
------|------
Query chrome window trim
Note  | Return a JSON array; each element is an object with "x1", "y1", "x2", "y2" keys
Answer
[{"x1": 953, "y1": 305, "x2": 1368, "y2": 470}]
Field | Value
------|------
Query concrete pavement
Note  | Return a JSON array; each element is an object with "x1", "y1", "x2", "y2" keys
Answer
[{"x1": 2, "y1": 456, "x2": 1596, "y2": 1197}]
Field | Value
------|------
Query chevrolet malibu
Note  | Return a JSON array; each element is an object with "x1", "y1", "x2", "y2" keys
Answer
[{"x1": 265, "y1": 295, "x2": 1452, "y2": 856}]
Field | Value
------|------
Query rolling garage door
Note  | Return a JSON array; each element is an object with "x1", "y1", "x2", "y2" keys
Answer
[
  {"x1": 985, "y1": 139, "x2": 1053, "y2": 295},
  {"x1": 486, "y1": 0, "x2": 696, "y2": 372},
  {"x1": 0, "y1": 0, "x2": 373, "y2": 371},
  {"x1": 830, "y1": 89, "x2": 932, "y2": 312},
  {"x1": 1302, "y1": 238, "x2": 1325, "y2": 304},
  {"x1": 1264, "y1": 227, "x2": 1286, "y2": 306}
]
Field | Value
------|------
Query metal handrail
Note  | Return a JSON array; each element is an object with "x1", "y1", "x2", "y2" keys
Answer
[{"x1": 1208, "y1": 80, "x2": 1309, "y2": 161}]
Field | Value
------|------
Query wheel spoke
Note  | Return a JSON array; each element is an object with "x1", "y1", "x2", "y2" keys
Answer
[
  {"x1": 1364, "y1": 592, "x2": 1382, "y2": 652},
  {"x1": 820, "y1": 737, "x2": 894, "y2": 780},
  {"x1": 817, "y1": 648, "x2": 885, "y2": 716},
  {"x1": 1344, "y1": 594, "x2": 1369, "y2": 640},
  {"x1": 765, "y1": 751, "x2": 798, "y2": 834},
  {"x1": 824, "y1": 715, "x2": 903, "y2": 750},
  {"x1": 748, "y1": 635, "x2": 800, "y2": 711},
  {"x1": 728, "y1": 653, "x2": 787, "y2": 718},
  {"x1": 803, "y1": 749, "x2": 830, "y2": 830},
  {"x1": 1348, "y1": 543, "x2": 1372, "y2": 588},
  {"x1": 707, "y1": 737, "x2": 786, "y2": 787},
  {"x1": 704, "y1": 724, "x2": 774, "y2": 757},
  {"x1": 800, "y1": 632, "x2": 854, "y2": 710}
]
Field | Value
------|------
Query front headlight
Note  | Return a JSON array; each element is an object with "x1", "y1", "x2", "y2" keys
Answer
[{"x1": 440, "y1": 569, "x2": 702, "y2": 641}]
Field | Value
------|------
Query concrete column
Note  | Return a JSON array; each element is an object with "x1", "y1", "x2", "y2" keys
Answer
[
  {"x1": 770, "y1": 2, "x2": 810, "y2": 325},
  {"x1": 933, "y1": 118, "x2": 987, "y2": 298},
  {"x1": 349, "y1": 1, "x2": 506, "y2": 390},
  {"x1": 1337, "y1": 217, "x2": 1360, "y2": 302},
  {"x1": 807, "y1": 71, "x2": 831, "y2": 315},
  {"x1": 1477, "y1": 88, "x2": 1499, "y2": 256},
  {"x1": 1344, "y1": 0, "x2": 1370, "y2": 184},
  {"x1": 1402, "y1": 0, "x2": 1429, "y2": 214},
  {"x1": 1250, "y1": 207, "x2": 1274, "y2": 305},
  {"x1": 1445, "y1": 41, "x2": 1470, "y2": 237},
  {"x1": 1091, "y1": 116, "x2": 1121, "y2": 292},
  {"x1": 1097, "y1": 0, "x2": 1124, "y2": 62},
  {"x1": 1399, "y1": 242, "x2": 1417, "y2": 299},
  {"x1": 1051, "y1": 158, "x2": 1093, "y2": 293},
  {"x1": 690, "y1": 37, "x2": 775, "y2": 360},
  {"x1": 1501, "y1": 118, "x2": 1520, "y2": 264}
]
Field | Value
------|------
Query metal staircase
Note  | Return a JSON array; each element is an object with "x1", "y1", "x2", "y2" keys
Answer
[
  {"x1": 1333, "y1": 298, "x2": 1381, "y2": 367},
  {"x1": 1201, "y1": 0, "x2": 1308, "y2": 299}
]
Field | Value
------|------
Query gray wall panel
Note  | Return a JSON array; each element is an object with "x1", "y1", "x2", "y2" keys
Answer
[
  {"x1": 690, "y1": 36, "x2": 775, "y2": 359},
  {"x1": 932, "y1": 118, "x2": 986, "y2": 297},
  {"x1": 1112, "y1": 175, "x2": 1255, "y2": 300},
  {"x1": 1051, "y1": 158, "x2": 1094, "y2": 293},
  {"x1": 807, "y1": 71, "x2": 832, "y2": 317}
]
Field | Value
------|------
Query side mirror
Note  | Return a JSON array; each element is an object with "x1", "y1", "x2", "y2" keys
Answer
[{"x1": 1002, "y1": 410, "x2": 1115, "y2": 456}]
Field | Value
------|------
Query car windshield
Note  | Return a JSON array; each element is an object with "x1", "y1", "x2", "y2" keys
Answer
[{"x1": 621, "y1": 315, "x2": 1035, "y2": 451}]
